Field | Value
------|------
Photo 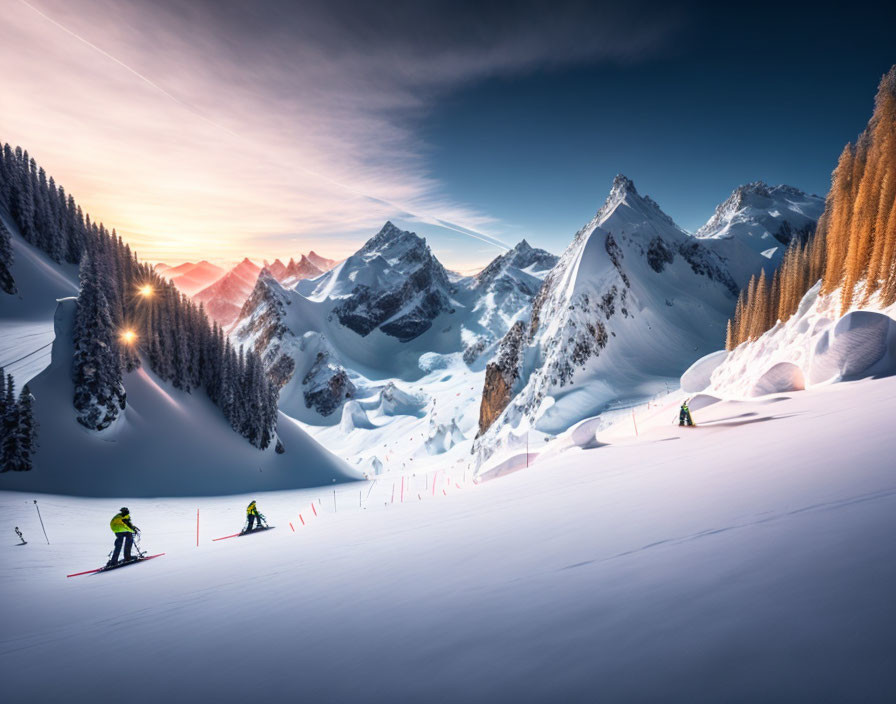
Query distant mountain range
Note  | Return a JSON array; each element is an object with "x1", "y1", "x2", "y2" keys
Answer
[{"x1": 155, "y1": 251, "x2": 339, "y2": 328}]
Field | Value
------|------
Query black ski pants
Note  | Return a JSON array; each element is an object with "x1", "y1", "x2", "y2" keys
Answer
[{"x1": 112, "y1": 532, "x2": 134, "y2": 562}]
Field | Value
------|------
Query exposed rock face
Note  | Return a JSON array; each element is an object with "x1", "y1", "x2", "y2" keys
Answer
[
  {"x1": 477, "y1": 321, "x2": 526, "y2": 436},
  {"x1": 330, "y1": 222, "x2": 455, "y2": 342},
  {"x1": 302, "y1": 351, "x2": 356, "y2": 417}
]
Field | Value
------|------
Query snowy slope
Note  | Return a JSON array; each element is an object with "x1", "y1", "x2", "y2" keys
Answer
[
  {"x1": 0, "y1": 298, "x2": 361, "y2": 496},
  {"x1": 0, "y1": 207, "x2": 79, "y2": 387},
  {"x1": 475, "y1": 175, "x2": 738, "y2": 461},
  {"x1": 1, "y1": 374, "x2": 894, "y2": 702},
  {"x1": 696, "y1": 182, "x2": 824, "y2": 287}
]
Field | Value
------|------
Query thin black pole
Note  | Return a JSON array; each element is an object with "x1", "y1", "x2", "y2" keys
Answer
[{"x1": 33, "y1": 500, "x2": 49, "y2": 544}]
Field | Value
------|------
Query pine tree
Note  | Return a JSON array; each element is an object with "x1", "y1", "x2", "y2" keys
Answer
[
  {"x1": 15, "y1": 385, "x2": 36, "y2": 471},
  {"x1": 72, "y1": 252, "x2": 126, "y2": 430},
  {"x1": 0, "y1": 217, "x2": 15, "y2": 294},
  {"x1": 1, "y1": 374, "x2": 20, "y2": 472}
]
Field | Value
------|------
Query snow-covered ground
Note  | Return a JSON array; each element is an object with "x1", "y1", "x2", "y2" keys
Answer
[
  {"x1": 3, "y1": 375, "x2": 895, "y2": 702},
  {"x1": 0, "y1": 208, "x2": 78, "y2": 388}
]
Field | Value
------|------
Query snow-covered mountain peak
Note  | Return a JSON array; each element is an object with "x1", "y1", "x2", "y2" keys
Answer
[
  {"x1": 474, "y1": 239, "x2": 558, "y2": 290},
  {"x1": 694, "y1": 181, "x2": 824, "y2": 287},
  {"x1": 357, "y1": 221, "x2": 432, "y2": 266},
  {"x1": 592, "y1": 174, "x2": 676, "y2": 232}
]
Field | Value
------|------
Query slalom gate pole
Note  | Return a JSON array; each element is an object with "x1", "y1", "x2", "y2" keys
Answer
[
  {"x1": 632, "y1": 410, "x2": 638, "y2": 437},
  {"x1": 196, "y1": 508, "x2": 200, "y2": 547},
  {"x1": 289, "y1": 522, "x2": 295, "y2": 532},
  {"x1": 366, "y1": 479, "x2": 377, "y2": 500},
  {"x1": 33, "y1": 500, "x2": 50, "y2": 544},
  {"x1": 311, "y1": 503, "x2": 318, "y2": 517},
  {"x1": 333, "y1": 490, "x2": 337, "y2": 513}
]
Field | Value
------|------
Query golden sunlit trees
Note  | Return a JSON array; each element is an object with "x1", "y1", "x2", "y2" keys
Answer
[{"x1": 727, "y1": 65, "x2": 896, "y2": 350}]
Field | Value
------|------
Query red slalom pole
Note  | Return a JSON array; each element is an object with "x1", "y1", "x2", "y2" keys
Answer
[
  {"x1": 289, "y1": 522, "x2": 295, "y2": 532},
  {"x1": 312, "y1": 503, "x2": 318, "y2": 517},
  {"x1": 299, "y1": 514, "x2": 305, "y2": 526}
]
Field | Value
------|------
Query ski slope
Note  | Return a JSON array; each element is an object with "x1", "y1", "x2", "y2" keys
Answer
[
  {"x1": 0, "y1": 207, "x2": 79, "y2": 388},
  {"x1": 2, "y1": 375, "x2": 894, "y2": 702}
]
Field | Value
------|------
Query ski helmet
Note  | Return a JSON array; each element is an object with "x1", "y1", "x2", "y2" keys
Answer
[{"x1": 120, "y1": 506, "x2": 129, "y2": 514}]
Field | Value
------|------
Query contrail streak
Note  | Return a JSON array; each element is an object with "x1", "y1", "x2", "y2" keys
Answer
[{"x1": 18, "y1": 0, "x2": 510, "y2": 252}]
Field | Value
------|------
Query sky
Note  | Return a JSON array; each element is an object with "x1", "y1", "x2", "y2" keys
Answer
[{"x1": 1, "y1": 0, "x2": 895, "y2": 272}]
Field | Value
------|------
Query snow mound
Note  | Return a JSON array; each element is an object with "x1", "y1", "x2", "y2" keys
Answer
[
  {"x1": 340, "y1": 401, "x2": 375, "y2": 433},
  {"x1": 374, "y1": 382, "x2": 427, "y2": 417},
  {"x1": 425, "y1": 419, "x2": 465, "y2": 455},
  {"x1": 569, "y1": 416, "x2": 605, "y2": 449},
  {"x1": 751, "y1": 362, "x2": 805, "y2": 396},
  {"x1": 687, "y1": 393, "x2": 722, "y2": 411},
  {"x1": 809, "y1": 311, "x2": 896, "y2": 384},
  {"x1": 681, "y1": 351, "x2": 728, "y2": 393}
]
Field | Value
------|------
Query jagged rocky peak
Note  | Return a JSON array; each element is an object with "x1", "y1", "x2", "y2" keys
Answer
[
  {"x1": 474, "y1": 239, "x2": 558, "y2": 289},
  {"x1": 331, "y1": 221, "x2": 454, "y2": 341},
  {"x1": 284, "y1": 254, "x2": 323, "y2": 280},
  {"x1": 593, "y1": 174, "x2": 675, "y2": 227},
  {"x1": 358, "y1": 221, "x2": 431, "y2": 263}
]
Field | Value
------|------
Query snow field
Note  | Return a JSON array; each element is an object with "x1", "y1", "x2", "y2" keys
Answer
[{"x1": 2, "y1": 375, "x2": 895, "y2": 702}]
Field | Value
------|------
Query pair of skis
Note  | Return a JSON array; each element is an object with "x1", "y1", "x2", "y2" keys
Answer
[
  {"x1": 66, "y1": 553, "x2": 166, "y2": 578},
  {"x1": 66, "y1": 523, "x2": 275, "y2": 577},
  {"x1": 212, "y1": 525, "x2": 275, "y2": 542}
]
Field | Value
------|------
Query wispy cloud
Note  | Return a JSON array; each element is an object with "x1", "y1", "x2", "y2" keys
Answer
[{"x1": 2, "y1": 0, "x2": 679, "y2": 267}]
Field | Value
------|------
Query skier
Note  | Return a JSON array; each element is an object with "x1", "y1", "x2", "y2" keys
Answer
[
  {"x1": 679, "y1": 400, "x2": 695, "y2": 427},
  {"x1": 244, "y1": 500, "x2": 267, "y2": 533},
  {"x1": 107, "y1": 507, "x2": 140, "y2": 566}
]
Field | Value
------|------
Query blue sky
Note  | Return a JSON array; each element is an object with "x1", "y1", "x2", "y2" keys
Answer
[
  {"x1": 4, "y1": 0, "x2": 895, "y2": 270},
  {"x1": 408, "y1": 3, "x2": 896, "y2": 261}
]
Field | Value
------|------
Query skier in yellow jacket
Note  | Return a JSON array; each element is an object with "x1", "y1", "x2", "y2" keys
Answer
[
  {"x1": 244, "y1": 500, "x2": 267, "y2": 533},
  {"x1": 107, "y1": 507, "x2": 139, "y2": 566}
]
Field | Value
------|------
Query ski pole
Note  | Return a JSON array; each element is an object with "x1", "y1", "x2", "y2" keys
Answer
[{"x1": 33, "y1": 500, "x2": 50, "y2": 544}]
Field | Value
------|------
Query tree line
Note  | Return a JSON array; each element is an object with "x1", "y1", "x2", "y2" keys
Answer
[
  {"x1": 728, "y1": 66, "x2": 896, "y2": 349},
  {"x1": 0, "y1": 143, "x2": 279, "y2": 459},
  {"x1": 0, "y1": 368, "x2": 36, "y2": 472}
]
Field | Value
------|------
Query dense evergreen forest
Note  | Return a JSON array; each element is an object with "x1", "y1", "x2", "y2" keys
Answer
[{"x1": 0, "y1": 144, "x2": 279, "y2": 471}]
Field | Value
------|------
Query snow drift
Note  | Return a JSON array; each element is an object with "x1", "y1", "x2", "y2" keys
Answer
[
  {"x1": 703, "y1": 282, "x2": 896, "y2": 398},
  {"x1": 751, "y1": 362, "x2": 805, "y2": 396}
]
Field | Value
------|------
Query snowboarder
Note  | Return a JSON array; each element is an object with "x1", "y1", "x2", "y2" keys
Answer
[
  {"x1": 107, "y1": 507, "x2": 140, "y2": 566},
  {"x1": 679, "y1": 400, "x2": 695, "y2": 427},
  {"x1": 244, "y1": 500, "x2": 267, "y2": 533}
]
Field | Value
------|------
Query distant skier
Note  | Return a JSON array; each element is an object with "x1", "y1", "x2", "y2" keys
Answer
[
  {"x1": 244, "y1": 500, "x2": 267, "y2": 533},
  {"x1": 679, "y1": 400, "x2": 695, "y2": 427},
  {"x1": 107, "y1": 507, "x2": 139, "y2": 566}
]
